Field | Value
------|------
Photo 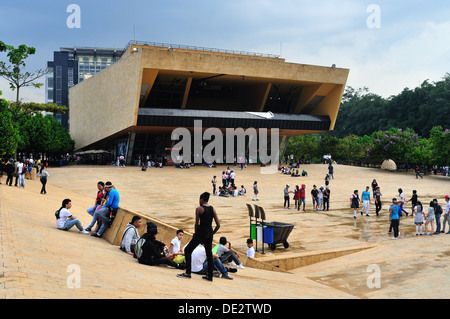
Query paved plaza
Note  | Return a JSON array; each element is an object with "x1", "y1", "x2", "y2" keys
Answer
[{"x1": 0, "y1": 163, "x2": 448, "y2": 299}]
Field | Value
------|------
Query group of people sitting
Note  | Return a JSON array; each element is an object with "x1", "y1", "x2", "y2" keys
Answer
[
  {"x1": 119, "y1": 220, "x2": 248, "y2": 280},
  {"x1": 217, "y1": 184, "x2": 246, "y2": 197},
  {"x1": 279, "y1": 166, "x2": 308, "y2": 177}
]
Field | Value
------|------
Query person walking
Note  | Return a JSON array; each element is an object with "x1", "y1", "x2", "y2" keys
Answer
[
  {"x1": 374, "y1": 186, "x2": 382, "y2": 216},
  {"x1": 178, "y1": 192, "x2": 220, "y2": 281},
  {"x1": 398, "y1": 188, "x2": 409, "y2": 217},
  {"x1": 293, "y1": 185, "x2": 300, "y2": 210},
  {"x1": 351, "y1": 190, "x2": 360, "y2": 219},
  {"x1": 407, "y1": 190, "x2": 418, "y2": 216},
  {"x1": 389, "y1": 198, "x2": 400, "y2": 239},
  {"x1": 37, "y1": 166, "x2": 49, "y2": 194},
  {"x1": 311, "y1": 185, "x2": 319, "y2": 212},
  {"x1": 360, "y1": 186, "x2": 371, "y2": 217}
]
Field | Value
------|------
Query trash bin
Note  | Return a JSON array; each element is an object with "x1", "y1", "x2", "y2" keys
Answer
[
  {"x1": 263, "y1": 226, "x2": 273, "y2": 244},
  {"x1": 250, "y1": 224, "x2": 257, "y2": 240},
  {"x1": 264, "y1": 222, "x2": 295, "y2": 250}
]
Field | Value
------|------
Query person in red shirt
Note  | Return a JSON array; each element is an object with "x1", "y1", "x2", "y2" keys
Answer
[{"x1": 298, "y1": 184, "x2": 306, "y2": 212}]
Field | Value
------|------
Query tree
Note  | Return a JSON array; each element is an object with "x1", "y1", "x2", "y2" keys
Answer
[
  {"x1": 0, "y1": 90, "x2": 20, "y2": 155},
  {"x1": 429, "y1": 126, "x2": 450, "y2": 166},
  {"x1": 0, "y1": 41, "x2": 47, "y2": 104}
]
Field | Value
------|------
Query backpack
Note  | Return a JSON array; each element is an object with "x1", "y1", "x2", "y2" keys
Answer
[{"x1": 134, "y1": 237, "x2": 146, "y2": 259}]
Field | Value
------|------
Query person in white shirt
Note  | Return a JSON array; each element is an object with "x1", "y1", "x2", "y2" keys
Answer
[
  {"x1": 55, "y1": 199, "x2": 89, "y2": 234},
  {"x1": 169, "y1": 229, "x2": 185, "y2": 256},
  {"x1": 120, "y1": 216, "x2": 142, "y2": 255},
  {"x1": 246, "y1": 238, "x2": 255, "y2": 258},
  {"x1": 442, "y1": 195, "x2": 450, "y2": 234}
]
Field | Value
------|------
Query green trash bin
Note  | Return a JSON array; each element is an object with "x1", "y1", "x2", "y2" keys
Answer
[{"x1": 250, "y1": 224, "x2": 258, "y2": 240}]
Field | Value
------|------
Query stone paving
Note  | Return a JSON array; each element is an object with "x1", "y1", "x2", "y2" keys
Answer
[{"x1": 0, "y1": 163, "x2": 448, "y2": 299}]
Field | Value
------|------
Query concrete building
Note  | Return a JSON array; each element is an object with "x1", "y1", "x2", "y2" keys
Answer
[
  {"x1": 46, "y1": 47, "x2": 125, "y2": 130},
  {"x1": 69, "y1": 41, "x2": 349, "y2": 165}
]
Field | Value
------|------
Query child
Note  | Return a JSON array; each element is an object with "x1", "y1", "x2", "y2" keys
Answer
[
  {"x1": 389, "y1": 198, "x2": 400, "y2": 239},
  {"x1": 246, "y1": 238, "x2": 255, "y2": 258},
  {"x1": 413, "y1": 201, "x2": 424, "y2": 236},
  {"x1": 350, "y1": 190, "x2": 360, "y2": 219},
  {"x1": 424, "y1": 201, "x2": 436, "y2": 236}
]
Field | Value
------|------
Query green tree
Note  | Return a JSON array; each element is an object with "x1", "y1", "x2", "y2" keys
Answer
[
  {"x1": 0, "y1": 91, "x2": 20, "y2": 155},
  {"x1": 429, "y1": 126, "x2": 450, "y2": 166}
]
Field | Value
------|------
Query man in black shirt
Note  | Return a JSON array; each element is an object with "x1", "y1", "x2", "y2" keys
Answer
[
  {"x1": 177, "y1": 192, "x2": 220, "y2": 281},
  {"x1": 311, "y1": 185, "x2": 319, "y2": 212}
]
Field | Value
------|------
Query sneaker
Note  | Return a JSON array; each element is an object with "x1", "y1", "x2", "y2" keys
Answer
[
  {"x1": 423, "y1": 233, "x2": 428, "y2": 236},
  {"x1": 361, "y1": 211, "x2": 363, "y2": 216},
  {"x1": 202, "y1": 276, "x2": 213, "y2": 282},
  {"x1": 447, "y1": 232, "x2": 450, "y2": 234},
  {"x1": 79, "y1": 229, "x2": 89, "y2": 234},
  {"x1": 91, "y1": 232, "x2": 102, "y2": 237},
  {"x1": 366, "y1": 214, "x2": 370, "y2": 217},
  {"x1": 228, "y1": 261, "x2": 237, "y2": 266},
  {"x1": 222, "y1": 274, "x2": 233, "y2": 280},
  {"x1": 236, "y1": 264, "x2": 245, "y2": 270},
  {"x1": 85, "y1": 227, "x2": 91, "y2": 232},
  {"x1": 391, "y1": 237, "x2": 398, "y2": 240}
]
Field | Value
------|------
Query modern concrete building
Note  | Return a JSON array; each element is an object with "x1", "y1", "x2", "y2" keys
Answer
[
  {"x1": 46, "y1": 47, "x2": 125, "y2": 130},
  {"x1": 69, "y1": 41, "x2": 349, "y2": 164}
]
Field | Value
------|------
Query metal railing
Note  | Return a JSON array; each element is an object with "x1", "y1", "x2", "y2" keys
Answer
[{"x1": 124, "y1": 40, "x2": 280, "y2": 59}]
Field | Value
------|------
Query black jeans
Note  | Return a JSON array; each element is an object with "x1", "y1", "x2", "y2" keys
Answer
[
  {"x1": 40, "y1": 177, "x2": 47, "y2": 194},
  {"x1": 375, "y1": 201, "x2": 382, "y2": 216},
  {"x1": 284, "y1": 196, "x2": 290, "y2": 208},
  {"x1": 184, "y1": 232, "x2": 213, "y2": 278},
  {"x1": 390, "y1": 219, "x2": 399, "y2": 237}
]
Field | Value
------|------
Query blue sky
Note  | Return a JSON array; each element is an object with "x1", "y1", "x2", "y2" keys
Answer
[{"x1": 1, "y1": 0, "x2": 450, "y2": 103}]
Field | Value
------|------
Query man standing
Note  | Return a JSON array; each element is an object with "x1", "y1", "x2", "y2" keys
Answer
[
  {"x1": 361, "y1": 186, "x2": 371, "y2": 217},
  {"x1": 389, "y1": 198, "x2": 400, "y2": 239},
  {"x1": 283, "y1": 184, "x2": 292, "y2": 209},
  {"x1": 433, "y1": 199, "x2": 442, "y2": 235},
  {"x1": 177, "y1": 192, "x2": 220, "y2": 281},
  {"x1": 442, "y1": 195, "x2": 450, "y2": 234},
  {"x1": 298, "y1": 184, "x2": 306, "y2": 212},
  {"x1": 328, "y1": 163, "x2": 334, "y2": 179},
  {"x1": 311, "y1": 185, "x2": 319, "y2": 212},
  {"x1": 91, "y1": 181, "x2": 120, "y2": 238}
]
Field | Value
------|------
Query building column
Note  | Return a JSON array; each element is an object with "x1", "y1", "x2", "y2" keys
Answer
[{"x1": 126, "y1": 132, "x2": 136, "y2": 166}]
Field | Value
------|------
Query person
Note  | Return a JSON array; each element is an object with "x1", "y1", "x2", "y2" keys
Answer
[
  {"x1": 283, "y1": 184, "x2": 293, "y2": 209},
  {"x1": 323, "y1": 186, "x2": 330, "y2": 211},
  {"x1": 442, "y1": 195, "x2": 450, "y2": 234},
  {"x1": 120, "y1": 216, "x2": 142, "y2": 255},
  {"x1": 423, "y1": 201, "x2": 436, "y2": 236},
  {"x1": 298, "y1": 184, "x2": 306, "y2": 212},
  {"x1": 374, "y1": 186, "x2": 382, "y2": 216},
  {"x1": 389, "y1": 198, "x2": 400, "y2": 239},
  {"x1": 328, "y1": 163, "x2": 334, "y2": 179},
  {"x1": 16, "y1": 159, "x2": 26, "y2": 188},
  {"x1": 371, "y1": 179, "x2": 378, "y2": 198},
  {"x1": 360, "y1": 186, "x2": 371, "y2": 217},
  {"x1": 55, "y1": 199, "x2": 89, "y2": 234},
  {"x1": 311, "y1": 185, "x2": 319, "y2": 212},
  {"x1": 190, "y1": 244, "x2": 233, "y2": 280},
  {"x1": 5, "y1": 159, "x2": 15, "y2": 186},
  {"x1": 177, "y1": 192, "x2": 220, "y2": 281},
  {"x1": 413, "y1": 201, "x2": 424, "y2": 236},
  {"x1": 90, "y1": 181, "x2": 120, "y2": 238},
  {"x1": 211, "y1": 176, "x2": 217, "y2": 195},
  {"x1": 216, "y1": 237, "x2": 245, "y2": 269},
  {"x1": 238, "y1": 185, "x2": 246, "y2": 196},
  {"x1": 137, "y1": 222, "x2": 184, "y2": 269},
  {"x1": 415, "y1": 165, "x2": 423, "y2": 179},
  {"x1": 324, "y1": 174, "x2": 330, "y2": 187},
  {"x1": 293, "y1": 185, "x2": 300, "y2": 210},
  {"x1": 169, "y1": 229, "x2": 185, "y2": 257},
  {"x1": 252, "y1": 181, "x2": 259, "y2": 201},
  {"x1": 85, "y1": 182, "x2": 106, "y2": 232},
  {"x1": 433, "y1": 198, "x2": 442, "y2": 234},
  {"x1": 350, "y1": 190, "x2": 360, "y2": 219},
  {"x1": 230, "y1": 170, "x2": 235, "y2": 185},
  {"x1": 317, "y1": 186, "x2": 324, "y2": 211},
  {"x1": 246, "y1": 238, "x2": 255, "y2": 258},
  {"x1": 37, "y1": 166, "x2": 49, "y2": 195},
  {"x1": 301, "y1": 169, "x2": 308, "y2": 177},
  {"x1": 407, "y1": 190, "x2": 418, "y2": 216},
  {"x1": 397, "y1": 188, "x2": 409, "y2": 217}
]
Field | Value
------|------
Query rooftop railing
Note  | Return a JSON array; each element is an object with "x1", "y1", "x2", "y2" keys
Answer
[{"x1": 124, "y1": 40, "x2": 280, "y2": 59}]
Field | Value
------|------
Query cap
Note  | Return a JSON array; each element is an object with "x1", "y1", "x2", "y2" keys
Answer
[
  {"x1": 146, "y1": 222, "x2": 159, "y2": 234},
  {"x1": 286, "y1": 184, "x2": 290, "y2": 187},
  {"x1": 445, "y1": 195, "x2": 449, "y2": 199},
  {"x1": 246, "y1": 238, "x2": 253, "y2": 244}
]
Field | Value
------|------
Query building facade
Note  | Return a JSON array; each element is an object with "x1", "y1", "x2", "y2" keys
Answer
[
  {"x1": 69, "y1": 41, "x2": 350, "y2": 165},
  {"x1": 46, "y1": 47, "x2": 125, "y2": 130}
]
